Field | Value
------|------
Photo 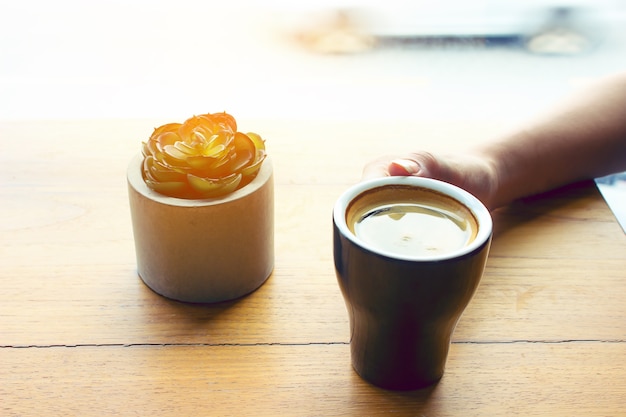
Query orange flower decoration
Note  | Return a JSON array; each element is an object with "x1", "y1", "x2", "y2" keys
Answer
[{"x1": 141, "y1": 112, "x2": 266, "y2": 199}]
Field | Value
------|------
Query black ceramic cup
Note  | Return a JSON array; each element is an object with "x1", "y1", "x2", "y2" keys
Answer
[{"x1": 333, "y1": 177, "x2": 492, "y2": 390}]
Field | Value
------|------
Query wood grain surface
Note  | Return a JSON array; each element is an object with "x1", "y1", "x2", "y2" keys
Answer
[{"x1": 1, "y1": 119, "x2": 625, "y2": 416}]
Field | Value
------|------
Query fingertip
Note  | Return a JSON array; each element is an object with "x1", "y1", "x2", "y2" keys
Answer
[{"x1": 389, "y1": 158, "x2": 420, "y2": 176}]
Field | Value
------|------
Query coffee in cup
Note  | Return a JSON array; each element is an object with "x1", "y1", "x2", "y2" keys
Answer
[
  {"x1": 346, "y1": 184, "x2": 479, "y2": 258},
  {"x1": 333, "y1": 177, "x2": 492, "y2": 390}
]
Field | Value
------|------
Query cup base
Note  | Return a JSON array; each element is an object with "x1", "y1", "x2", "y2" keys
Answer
[{"x1": 352, "y1": 361, "x2": 444, "y2": 391}]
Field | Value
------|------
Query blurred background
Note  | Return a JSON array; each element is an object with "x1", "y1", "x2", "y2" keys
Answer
[{"x1": 1, "y1": 0, "x2": 626, "y2": 122}]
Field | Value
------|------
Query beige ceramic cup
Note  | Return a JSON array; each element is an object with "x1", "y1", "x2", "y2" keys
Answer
[{"x1": 333, "y1": 176, "x2": 492, "y2": 390}]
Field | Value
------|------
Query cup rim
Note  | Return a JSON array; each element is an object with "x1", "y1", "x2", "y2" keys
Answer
[{"x1": 333, "y1": 176, "x2": 493, "y2": 262}]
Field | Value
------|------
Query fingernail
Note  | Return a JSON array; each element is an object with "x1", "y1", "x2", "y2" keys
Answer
[{"x1": 391, "y1": 158, "x2": 420, "y2": 175}]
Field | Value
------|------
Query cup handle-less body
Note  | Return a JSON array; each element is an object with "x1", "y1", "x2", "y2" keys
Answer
[{"x1": 333, "y1": 222, "x2": 491, "y2": 390}]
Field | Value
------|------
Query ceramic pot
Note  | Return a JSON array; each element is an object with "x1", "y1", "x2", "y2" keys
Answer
[{"x1": 127, "y1": 154, "x2": 274, "y2": 303}]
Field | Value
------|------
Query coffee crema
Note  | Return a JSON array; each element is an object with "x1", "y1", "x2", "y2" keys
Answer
[{"x1": 346, "y1": 185, "x2": 479, "y2": 257}]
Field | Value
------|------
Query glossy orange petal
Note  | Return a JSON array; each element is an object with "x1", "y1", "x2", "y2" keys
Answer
[
  {"x1": 174, "y1": 141, "x2": 199, "y2": 155},
  {"x1": 144, "y1": 178, "x2": 189, "y2": 198},
  {"x1": 187, "y1": 173, "x2": 242, "y2": 198},
  {"x1": 151, "y1": 123, "x2": 181, "y2": 139},
  {"x1": 163, "y1": 144, "x2": 191, "y2": 163},
  {"x1": 145, "y1": 156, "x2": 188, "y2": 183},
  {"x1": 229, "y1": 132, "x2": 256, "y2": 171},
  {"x1": 246, "y1": 132, "x2": 266, "y2": 152},
  {"x1": 141, "y1": 112, "x2": 266, "y2": 198},
  {"x1": 241, "y1": 153, "x2": 266, "y2": 177},
  {"x1": 156, "y1": 131, "x2": 181, "y2": 151}
]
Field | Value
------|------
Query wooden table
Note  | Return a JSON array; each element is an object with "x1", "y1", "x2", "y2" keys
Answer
[{"x1": 2, "y1": 118, "x2": 625, "y2": 416}]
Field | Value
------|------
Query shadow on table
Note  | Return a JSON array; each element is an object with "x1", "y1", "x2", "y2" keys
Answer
[
  {"x1": 132, "y1": 271, "x2": 277, "y2": 343},
  {"x1": 490, "y1": 179, "x2": 600, "y2": 241},
  {"x1": 348, "y1": 374, "x2": 441, "y2": 411}
]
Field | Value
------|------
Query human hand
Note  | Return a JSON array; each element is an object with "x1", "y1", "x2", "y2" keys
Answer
[{"x1": 362, "y1": 151, "x2": 499, "y2": 210}]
